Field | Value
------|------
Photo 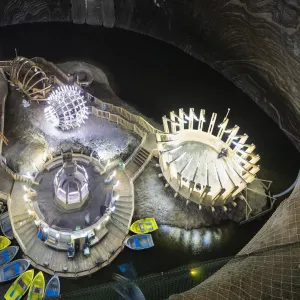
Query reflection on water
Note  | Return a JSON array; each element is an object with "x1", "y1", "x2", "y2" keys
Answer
[{"x1": 157, "y1": 225, "x2": 231, "y2": 255}]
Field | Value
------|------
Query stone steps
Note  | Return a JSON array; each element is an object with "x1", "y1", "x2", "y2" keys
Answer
[
  {"x1": 114, "y1": 208, "x2": 132, "y2": 219},
  {"x1": 24, "y1": 233, "x2": 38, "y2": 253},
  {"x1": 14, "y1": 218, "x2": 33, "y2": 232},
  {"x1": 116, "y1": 185, "x2": 133, "y2": 197},
  {"x1": 21, "y1": 225, "x2": 37, "y2": 244},
  {"x1": 114, "y1": 204, "x2": 132, "y2": 214},
  {"x1": 132, "y1": 148, "x2": 150, "y2": 168},
  {"x1": 11, "y1": 212, "x2": 31, "y2": 224},
  {"x1": 106, "y1": 233, "x2": 123, "y2": 250},
  {"x1": 112, "y1": 212, "x2": 130, "y2": 228},
  {"x1": 125, "y1": 162, "x2": 139, "y2": 178},
  {"x1": 106, "y1": 221, "x2": 126, "y2": 239},
  {"x1": 95, "y1": 228, "x2": 109, "y2": 244},
  {"x1": 110, "y1": 218, "x2": 128, "y2": 235},
  {"x1": 117, "y1": 196, "x2": 133, "y2": 203}
]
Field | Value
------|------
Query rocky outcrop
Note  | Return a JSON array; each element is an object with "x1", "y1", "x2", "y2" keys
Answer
[
  {"x1": 0, "y1": 1, "x2": 299, "y2": 151},
  {"x1": 169, "y1": 178, "x2": 300, "y2": 299}
]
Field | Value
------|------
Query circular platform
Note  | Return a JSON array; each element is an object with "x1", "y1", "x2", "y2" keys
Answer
[
  {"x1": 157, "y1": 108, "x2": 260, "y2": 207},
  {"x1": 36, "y1": 164, "x2": 110, "y2": 230},
  {"x1": 9, "y1": 154, "x2": 134, "y2": 277}
]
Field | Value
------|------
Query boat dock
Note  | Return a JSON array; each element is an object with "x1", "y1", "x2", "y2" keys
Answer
[{"x1": 8, "y1": 168, "x2": 135, "y2": 278}]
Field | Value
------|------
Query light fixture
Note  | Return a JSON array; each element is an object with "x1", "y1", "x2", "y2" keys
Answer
[{"x1": 44, "y1": 85, "x2": 88, "y2": 130}]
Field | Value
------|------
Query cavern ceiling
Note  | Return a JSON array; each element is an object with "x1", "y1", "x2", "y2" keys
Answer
[{"x1": 0, "y1": 0, "x2": 299, "y2": 150}]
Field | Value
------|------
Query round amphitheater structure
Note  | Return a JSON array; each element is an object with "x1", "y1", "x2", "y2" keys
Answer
[{"x1": 157, "y1": 108, "x2": 260, "y2": 210}]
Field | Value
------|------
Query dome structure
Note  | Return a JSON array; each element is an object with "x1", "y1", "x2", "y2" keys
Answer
[
  {"x1": 10, "y1": 56, "x2": 51, "y2": 100},
  {"x1": 54, "y1": 154, "x2": 89, "y2": 209},
  {"x1": 157, "y1": 108, "x2": 260, "y2": 210},
  {"x1": 44, "y1": 85, "x2": 88, "y2": 130}
]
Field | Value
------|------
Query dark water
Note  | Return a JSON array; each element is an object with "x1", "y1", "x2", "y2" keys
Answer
[{"x1": 0, "y1": 23, "x2": 299, "y2": 295}]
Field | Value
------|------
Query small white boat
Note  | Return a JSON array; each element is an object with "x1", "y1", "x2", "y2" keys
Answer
[
  {"x1": 124, "y1": 234, "x2": 154, "y2": 250},
  {"x1": 0, "y1": 212, "x2": 14, "y2": 240},
  {"x1": 45, "y1": 274, "x2": 60, "y2": 298}
]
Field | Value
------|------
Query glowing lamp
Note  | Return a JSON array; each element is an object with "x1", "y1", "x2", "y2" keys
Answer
[{"x1": 44, "y1": 85, "x2": 88, "y2": 130}]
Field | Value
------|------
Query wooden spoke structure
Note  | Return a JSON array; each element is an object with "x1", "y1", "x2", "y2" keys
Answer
[
  {"x1": 10, "y1": 57, "x2": 52, "y2": 101},
  {"x1": 157, "y1": 108, "x2": 260, "y2": 210}
]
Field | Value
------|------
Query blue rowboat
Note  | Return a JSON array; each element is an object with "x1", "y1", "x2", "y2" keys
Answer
[
  {"x1": 0, "y1": 259, "x2": 30, "y2": 283},
  {"x1": 0, "y1": 212, "x2": 14, "y2": 240},
  {"x1": 124, "y1": 234, "x2": 154, "y2": 250},
  {"x1": 45, "y1": 274, "x2": 60, "y2": 298},
  {"x1": 0, "y1": 246, "x2": 19, "y2": 267}
]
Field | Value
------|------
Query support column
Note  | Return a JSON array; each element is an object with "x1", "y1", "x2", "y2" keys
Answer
[
  {"x1": 226, "y1": 126, "x2": 240, "y2": 145},
  {"x1": 179, "y1": 109, "x2": 185, "y2": 130},
  {"x1": 217, "y1": 118, "x2": 229, "y2": 139},
  {"x1": 208, "y1": 113, "x2": 217, "y2": 134},
  {"x1": 162, "y1": 116, "x2": 170, "y2": 133},
  {"x1": 198, "y1": 109, "x2": 205, "y2": 131},
  {"x1": 188, "y1": 108, "x2": 195, "y2": 130},
  {"x1": 170, "y1": 111, "x2": 177, "y2": 133}
]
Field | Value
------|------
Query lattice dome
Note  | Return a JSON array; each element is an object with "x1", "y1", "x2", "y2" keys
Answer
[{"x1": 44, "y1": 85, "x2": 88, "y2": 130}]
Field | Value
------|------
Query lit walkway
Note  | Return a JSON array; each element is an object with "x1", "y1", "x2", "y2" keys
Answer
[{"x1": 9, "y1": 167, "x2": 134, "y2": 278}]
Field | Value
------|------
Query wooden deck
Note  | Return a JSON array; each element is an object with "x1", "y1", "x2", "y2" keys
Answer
[{"x1": 8, "y1": 168, "x2": 135, "y2": 278}]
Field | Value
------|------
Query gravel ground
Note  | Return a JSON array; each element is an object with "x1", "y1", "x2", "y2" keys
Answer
[
  {"x1": 2, "y1": 87, "x2": 140, "y2": 174},
  {"x1": 134, "y1": 159, "x2": 267, "y2": 228}
]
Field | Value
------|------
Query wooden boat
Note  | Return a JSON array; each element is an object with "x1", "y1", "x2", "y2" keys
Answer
[
  {"x1": 0, "y1": 236, "x2": 11, "y2": 250},
  {"x1": 4, "y1": 269, "x2": 34, "y2": 300},
  {"x1": 129, "y1": 218, "x2": 158, "y2": 234},
  {"x1": 45, "y1": 274, "x2": 60, "y2": 298},
  {"x1": 27, "y1": 271, "x2": 45, "y2": 300},
  {"x1": 0, "y1": 212, "x2": 14, "y2": 240},
  {"x1": 118, "y1": 263, "x2": 137, "y2": 279},
  {"x1": 0, "y1": 259, "x2": 31, "y2": 283},
  {"x1": 125, "y1": 234, "x2": 154, "y2": 250},
  {"x1": 0, "y1": 246, "x2": 19, "y2": 267},
  {"x1": 112, "y1": 273, "x2": 146, "y2": 300}
]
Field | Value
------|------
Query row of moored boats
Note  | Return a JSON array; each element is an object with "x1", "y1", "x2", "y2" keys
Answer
[
  {"x1": 125, "y1": 218, "x2": 158, "y2": 250},
  {"x1": 0, "y1": 209, "x2": 60, "y2": 299}
]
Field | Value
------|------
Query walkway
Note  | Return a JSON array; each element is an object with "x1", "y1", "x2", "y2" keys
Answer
[
  {"x1": 9, "y1": 165, "x2": 135, "y2": 278},
  {"x1": 0, "y1": 59, "x2": 158, "y2": 277},
  {"x1": 125, "y1": 134, "x2": 157, "y2": 181}
]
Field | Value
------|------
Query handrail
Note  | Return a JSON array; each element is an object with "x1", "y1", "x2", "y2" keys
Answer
[
  {"x1": 88, "y1": 94, "x2": 162, "y2": 135},
  {"x1": 132, "y1": 150, "x2": 154, "y2": 182},
  {"x1": 124, "y1": 133, "x2": 148, "y2": 166}
]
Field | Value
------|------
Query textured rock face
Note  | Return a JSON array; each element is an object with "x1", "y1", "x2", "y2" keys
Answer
[
  {"x1": 0, "y1": 1, "x2": 299, "y2": 151},
  {"x1": 169, "y1": 178, "x2": 300, "y2": 299}
]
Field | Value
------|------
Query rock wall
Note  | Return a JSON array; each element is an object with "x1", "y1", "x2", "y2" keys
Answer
[
  {"x1": 0, "y1": 0, "x2": 299, "y2": 151},
  {"x1": 169, "y1": 177, "x2": 300, "y2": 299}
]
